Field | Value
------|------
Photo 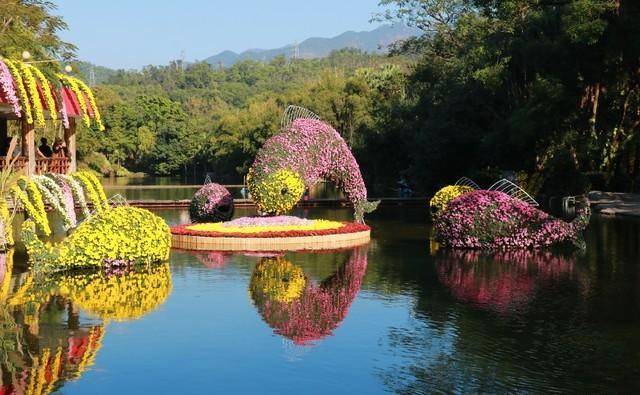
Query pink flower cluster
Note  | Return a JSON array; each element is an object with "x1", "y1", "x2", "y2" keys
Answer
[
  {"x1": 222, "y1": 215, "x2": 314, "y2": 228},
  {"x1": 0, "y1": 59, "x2": 21, "y2": 117},
  {"x1": 253, "y1": 247, "x2": 368, "y2": 345},
  {"x1": 435, "y1": 190, "x2": 590, "y2": 249},
  {"x1": 252, "y1": 118, "x2": 368, "y2": 205},
  {"x1": 189, "y1": 183, "x2": 234, "y2": 222}
]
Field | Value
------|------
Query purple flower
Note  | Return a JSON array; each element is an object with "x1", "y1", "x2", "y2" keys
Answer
[{"x1": 0, "y1": 59, "x2": 21, "y2": 118}]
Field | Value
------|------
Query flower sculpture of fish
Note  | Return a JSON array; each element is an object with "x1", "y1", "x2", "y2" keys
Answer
[
  {"x1": 434, "y1": 190, "x2": 590, "y2": 249},
  {"x1": 248, "y1": 117, "x2": 379, "y2": 222},
  {"x1": 21, "y1": 206, "x2": 170, "y2": 271}
]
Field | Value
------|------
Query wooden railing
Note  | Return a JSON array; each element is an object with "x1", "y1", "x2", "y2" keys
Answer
[{"x1": 0, "y1": 156, "x2": 70, "y2": 174}]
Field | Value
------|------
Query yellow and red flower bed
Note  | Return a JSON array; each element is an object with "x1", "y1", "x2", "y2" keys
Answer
[{"x1": 171, "y1": 216, "x2": 370, "y2": 238}]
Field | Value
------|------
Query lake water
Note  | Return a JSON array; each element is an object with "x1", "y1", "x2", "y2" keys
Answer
[{"x1": 1, "y1": 203, "x2": 640, "y2": 393}]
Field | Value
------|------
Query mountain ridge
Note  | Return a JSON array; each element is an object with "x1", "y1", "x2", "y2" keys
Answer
[{"x1": 204, "y1": 24, "x2": 418, "y2": 67}]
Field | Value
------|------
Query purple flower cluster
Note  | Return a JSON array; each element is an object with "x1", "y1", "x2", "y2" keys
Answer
[
  {"x1": 0, "y1": 59, "x2": 22, "y2": 117},
  {"x1": 189, "y1": 183, "x2": 234, "y2": 223},
  {"x1": 251, "y1": 118, "x2": 368, "y2": 208},
  {"x1": 435, "y1": 190, "x2": 590, "y2": 249},
  {"x1": 222, "y1": 215, "x2": 314, "y2": 228}
]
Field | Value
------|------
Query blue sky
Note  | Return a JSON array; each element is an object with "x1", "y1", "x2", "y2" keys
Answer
[{"x1": 55, "y1": 0, "x2": 386, "y2": 69}]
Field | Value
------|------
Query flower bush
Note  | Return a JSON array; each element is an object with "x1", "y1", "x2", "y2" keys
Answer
[
  {"x1": 429, "y1": 185, "x2": 474, "y2": 214},
  {"x1": 247, "y1": 168, "x2": 305, "y2": 215},
  {"x1": 189, "y1": 183, "x2": 234, "y2": 222},
  {"x1": 248, "y1": 118, "x2": 378, "y2": 222},
  {"x1": 22, "y1": 206, "x2": 170, "y2": 271},
  {"x1": 434, "y1": 190, "x2": 591, "y2": 249},
  {"x1": 249, "y1": 247, "x2": 368, "y2": 344},
  {"x1": 0, "y1": 58, "x2": 21, "y2": 117}
]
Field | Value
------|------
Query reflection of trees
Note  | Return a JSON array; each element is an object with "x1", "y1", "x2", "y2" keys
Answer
[
  {"x1": 436, "y1": 249, "x2": 587, "y2": 314},
  {"x1": 250, "y1": 247, "x2": 368, "y2": 345},
  {"x1": 0, "y1": 251, "x2": 106, "y2": 394}
]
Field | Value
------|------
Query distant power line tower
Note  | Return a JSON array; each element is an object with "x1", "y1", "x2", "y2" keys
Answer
[
  {"x1": 180, "y1": 50, "x2": 185, "y2": 71},
  {"x1": 218, "y1": 61, "x2": 224, "y2": 71},
  {"x1": 89, "y1": 66, "x2": 96, "y2": 87},
  {"x1": 292, "y1": 41, "x2": 299, "y2": 59}
]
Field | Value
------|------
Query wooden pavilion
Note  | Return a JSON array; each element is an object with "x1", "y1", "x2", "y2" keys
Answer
[{"x1": 0, "y1": 72, "x2": 97, "y2": 176}]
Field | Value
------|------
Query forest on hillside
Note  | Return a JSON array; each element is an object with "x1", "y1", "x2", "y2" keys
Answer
[{"x1": 3, "y1": 0, "x2": 640, "y2": 197}]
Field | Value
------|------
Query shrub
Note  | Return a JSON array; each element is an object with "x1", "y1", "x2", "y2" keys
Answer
[{"x1": 22, "y1": 206, "x2": 170, "y2": 271}]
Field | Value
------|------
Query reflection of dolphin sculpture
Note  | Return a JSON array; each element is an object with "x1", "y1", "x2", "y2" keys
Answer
[
  {"x1": 248, "y1": 117, "x2": 379, "y2": 222},
  {"x1": 249, "y1": 247, "x2": 368, "y2": 345},
  {"x1": 435, "y1": 249, "x2": 584, "y2": 314}
]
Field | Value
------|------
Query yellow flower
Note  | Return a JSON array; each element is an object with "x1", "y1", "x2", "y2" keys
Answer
[
  {"x1": 187, "y1": 219, "x2": 343, "y2": 234},
  {"x1": 429, "y1": 185, "x2": 474, "y2": 214},
  {"x1": 247, "y1": 168, "x2": 305, "y2": 215}
]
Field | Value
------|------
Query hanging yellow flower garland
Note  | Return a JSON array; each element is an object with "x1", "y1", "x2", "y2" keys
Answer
[
  {"x1": 58, "y1": 74, "x2": 104, "y2": 130},
  {"x1": 73, "y1": 77, "x2": 105, "y2": 131},
  {"x1": 27, "y1": 64, "x2": 58, "y2": 121},
  {"x1": 10, "y1": 185, "x2": 51, "y2": 236},
  {"x1": 2, "y1": 58, "x2": 33, "y2": 124},
  {"x1": 16, "y1": 61, "x2": 46, "y2": 127}
]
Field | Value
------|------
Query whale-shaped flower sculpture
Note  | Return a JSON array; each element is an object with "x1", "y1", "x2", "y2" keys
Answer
[
  {"x1": 21, "y1": 206, "x2": 171, "y2": 271},
  {"x1": 248, "y1": 116, "x2": 378, "y2": 222},
  {"x1": 434, "y1": 190, "x2": 590, "y2": 249}
]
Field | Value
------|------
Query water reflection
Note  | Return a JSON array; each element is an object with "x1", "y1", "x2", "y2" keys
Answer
[
  {"x1": 10, "y1": 263, "x2": 172, "y2": 322},
  {"x1": 191, "y1": 251, "x2": 231, "y2": 269},
  {"x1": 0, "y1": 252, "x2": 172, "y2": 394},
  {"x1": 0, "y1": 251, "x2": 105, "y2": 394},
  {"x1": 249, "y1": 247, "x2": 368, "y2": 345},
  {"x1": 435, "y1": 249, "x2": 587, "y2": 314}
]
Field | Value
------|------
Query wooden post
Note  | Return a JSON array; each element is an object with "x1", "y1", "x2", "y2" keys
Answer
[
  {"x1": 21, "y1": 120, "x2": 35, "y2": 176},
  {"x1": 0, "y1": 118, "x2": 8, "y2": 156},
  {"x1": 64, "y1": 117, "x2": 77, "y2": 173}
]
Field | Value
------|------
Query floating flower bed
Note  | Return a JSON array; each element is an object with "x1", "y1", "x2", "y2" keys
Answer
[{"x1": 171, "y1": 215, "x2": 371, "y2": 251}]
